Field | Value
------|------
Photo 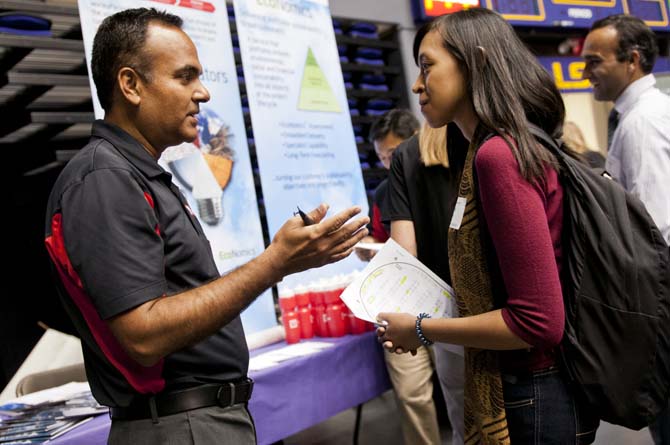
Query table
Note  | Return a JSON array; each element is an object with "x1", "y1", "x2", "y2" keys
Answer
[{"x1": 51, "y1": 332, "x2": 391, "y2": 445}]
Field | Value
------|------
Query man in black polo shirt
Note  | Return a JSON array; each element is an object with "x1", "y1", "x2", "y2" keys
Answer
[{"x1": 44, "y1": 8, "x2": 368, "y2": 444}]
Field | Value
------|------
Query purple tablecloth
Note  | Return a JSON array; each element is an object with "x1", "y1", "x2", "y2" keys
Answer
[
  {"x1": 50, "y1": 415, "x2": 111, "y2": 444},
  {"x1": 50, "y1": 332, "x2": 390, "y2": 445}
]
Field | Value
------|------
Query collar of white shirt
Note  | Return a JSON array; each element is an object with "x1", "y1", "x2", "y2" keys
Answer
[{"x1": 614, "y1": 74, "x2": 656, "y2": 116}]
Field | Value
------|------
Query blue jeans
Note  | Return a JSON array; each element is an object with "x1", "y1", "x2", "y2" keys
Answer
[{"x1": 502, "y1": 367, "x2": 599, "y2": 445}]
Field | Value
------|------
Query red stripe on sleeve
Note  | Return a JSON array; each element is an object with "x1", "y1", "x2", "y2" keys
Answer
[{"x1": 45, "y1": 213, "x2": 165, "y2": 394}]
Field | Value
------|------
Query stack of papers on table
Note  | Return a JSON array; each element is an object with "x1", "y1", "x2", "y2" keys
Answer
[{"x1": 0, "y1": 382, "x2": 107, "y2": 443}]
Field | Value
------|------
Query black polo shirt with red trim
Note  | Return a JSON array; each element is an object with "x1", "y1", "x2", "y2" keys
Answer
[{"x1": 45, "y1": 120, "x2": 248, "y2": 408}]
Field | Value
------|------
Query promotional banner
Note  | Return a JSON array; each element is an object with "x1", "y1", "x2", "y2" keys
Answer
[
  {"x1": 78, "y1": 0, "x2": 277, "y2": 334},
  {"x1": 233, "y1": 0, "x2": 369, "y2": 291}
]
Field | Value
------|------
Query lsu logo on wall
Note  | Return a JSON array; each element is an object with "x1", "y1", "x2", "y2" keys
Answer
[
  {"x1": 540, "y1": 56, "x2": 670, "y2": 94},
  {"x1": 539, "y1": 57, "x2": 592, "y2": 93}
]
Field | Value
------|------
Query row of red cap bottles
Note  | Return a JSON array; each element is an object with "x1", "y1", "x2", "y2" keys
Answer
[{"x1": 278, "y1": 273, "x2": 375, "y2": 344}]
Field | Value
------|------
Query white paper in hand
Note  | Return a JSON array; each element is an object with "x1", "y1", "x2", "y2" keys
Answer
[
  {"x1": 340, "y1": 239, "x2": 458, "y2": 323},
  {"x1": 355, "y1": 242, "x2": 383, "y2": 251}
]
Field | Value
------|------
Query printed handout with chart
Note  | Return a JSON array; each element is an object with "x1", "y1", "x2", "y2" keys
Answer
[{"x1": 340, "y1": 239, "x2": 459, "y2": 324}]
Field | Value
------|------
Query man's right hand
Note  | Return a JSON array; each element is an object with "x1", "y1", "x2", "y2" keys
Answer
[
  {"x1": 266, "y1": 203, "x2": 369, "y2": 278},
  {"x1": 107, "y1": 203, "x2": 368, "y2": 367}
]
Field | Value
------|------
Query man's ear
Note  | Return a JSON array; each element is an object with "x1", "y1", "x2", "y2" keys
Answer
[
  {"x1": 117, "y1": 67, "x2": 143, "y2": 106},
  {"x1": 629, "y1": 49, "x2": 641, "y2": 72}
]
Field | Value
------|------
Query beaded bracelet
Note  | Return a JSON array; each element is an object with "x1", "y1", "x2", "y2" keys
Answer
[{"x1": 415, "y1": 313, "x2": 433, "y2": 347}]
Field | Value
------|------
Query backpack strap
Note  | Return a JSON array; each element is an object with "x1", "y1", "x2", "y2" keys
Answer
[
  {"x1": 528, "y1": 124, "x2": 615, "y2": 179},
  {"x1": 528, "y1": 123, "x2": 562, "y2": 154},
  {"x1": 527, "y1": 124, "x2": 576, "y2": 173}
]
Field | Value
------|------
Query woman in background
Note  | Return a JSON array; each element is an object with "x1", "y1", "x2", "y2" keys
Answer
[{"x1": 562, "y1": 120, "x2": 606, "y2": 168}]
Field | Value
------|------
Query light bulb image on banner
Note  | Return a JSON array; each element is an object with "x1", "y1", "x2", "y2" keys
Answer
[{"x1": 168, "y1": 108, "x2": 235, "y2": 226}]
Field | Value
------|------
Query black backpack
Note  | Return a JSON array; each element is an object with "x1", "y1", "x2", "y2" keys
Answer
[{"x1": 529, "y1": 125, "x2": 670, "y2": 429}]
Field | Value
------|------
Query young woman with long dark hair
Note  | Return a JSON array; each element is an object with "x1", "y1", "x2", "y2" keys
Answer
[{"x1": 377, "y1": 9, "x2": 599, "y2": 445}]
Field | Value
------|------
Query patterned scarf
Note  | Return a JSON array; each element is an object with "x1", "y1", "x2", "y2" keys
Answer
[{"x1": 448, "y1": 143, "x2": 510, "y2": 445}]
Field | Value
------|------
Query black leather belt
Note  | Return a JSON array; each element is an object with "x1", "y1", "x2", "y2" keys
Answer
[{"x1": 110, "y1": 379, "x2": 254, "y2": 422}]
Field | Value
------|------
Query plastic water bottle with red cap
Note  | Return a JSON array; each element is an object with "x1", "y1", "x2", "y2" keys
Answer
[
  {"x1": 324, "y1": 277, "x2": 348, "y2": 337},
  {"x1": 293, "y1": 284, "x2": 314, "y2": 339},
  {"x1": 278, "y1": 288, "x2": 301, "y2": 344},
  {"x1": 309, "y1": 280, "x2": 329, "y2": 337}
]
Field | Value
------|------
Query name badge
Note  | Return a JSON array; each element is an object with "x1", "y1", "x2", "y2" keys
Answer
[{"x1": 449, "y1": 197, "x2": 467, "y2": 230}]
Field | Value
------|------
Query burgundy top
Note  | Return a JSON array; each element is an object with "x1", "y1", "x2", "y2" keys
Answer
[{"x1": 475, "y1": 136, "x2": 564, "y2": 372}]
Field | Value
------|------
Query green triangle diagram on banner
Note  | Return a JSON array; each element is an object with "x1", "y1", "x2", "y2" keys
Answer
[{"x1": 297, "y1": 47, "x2": 341, "y2": 113}]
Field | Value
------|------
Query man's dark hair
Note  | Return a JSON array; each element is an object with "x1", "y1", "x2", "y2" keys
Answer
[
  {"x1": 92, "y1": 8, "x2": 183, "y2": 112},
  {"x1": 369, "y1": 109, "x2": 420, "y2": 143},
  {"x1": 591, "y1": 14, "x2": 658, "y2": 74}
]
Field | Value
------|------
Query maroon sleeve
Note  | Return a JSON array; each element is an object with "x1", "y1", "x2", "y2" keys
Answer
[{"x1": 475, "y1": 137, "x2": 564, "y2": 349}]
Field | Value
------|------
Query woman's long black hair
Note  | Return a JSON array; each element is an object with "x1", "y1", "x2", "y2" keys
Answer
[{"x1": 414, "y1": 8, "x2": 566, "y2": 181}]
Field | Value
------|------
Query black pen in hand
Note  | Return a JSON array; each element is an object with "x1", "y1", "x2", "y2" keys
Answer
[{"x1": 295, "y1": 206, "x2": 315, "y2": 226}]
